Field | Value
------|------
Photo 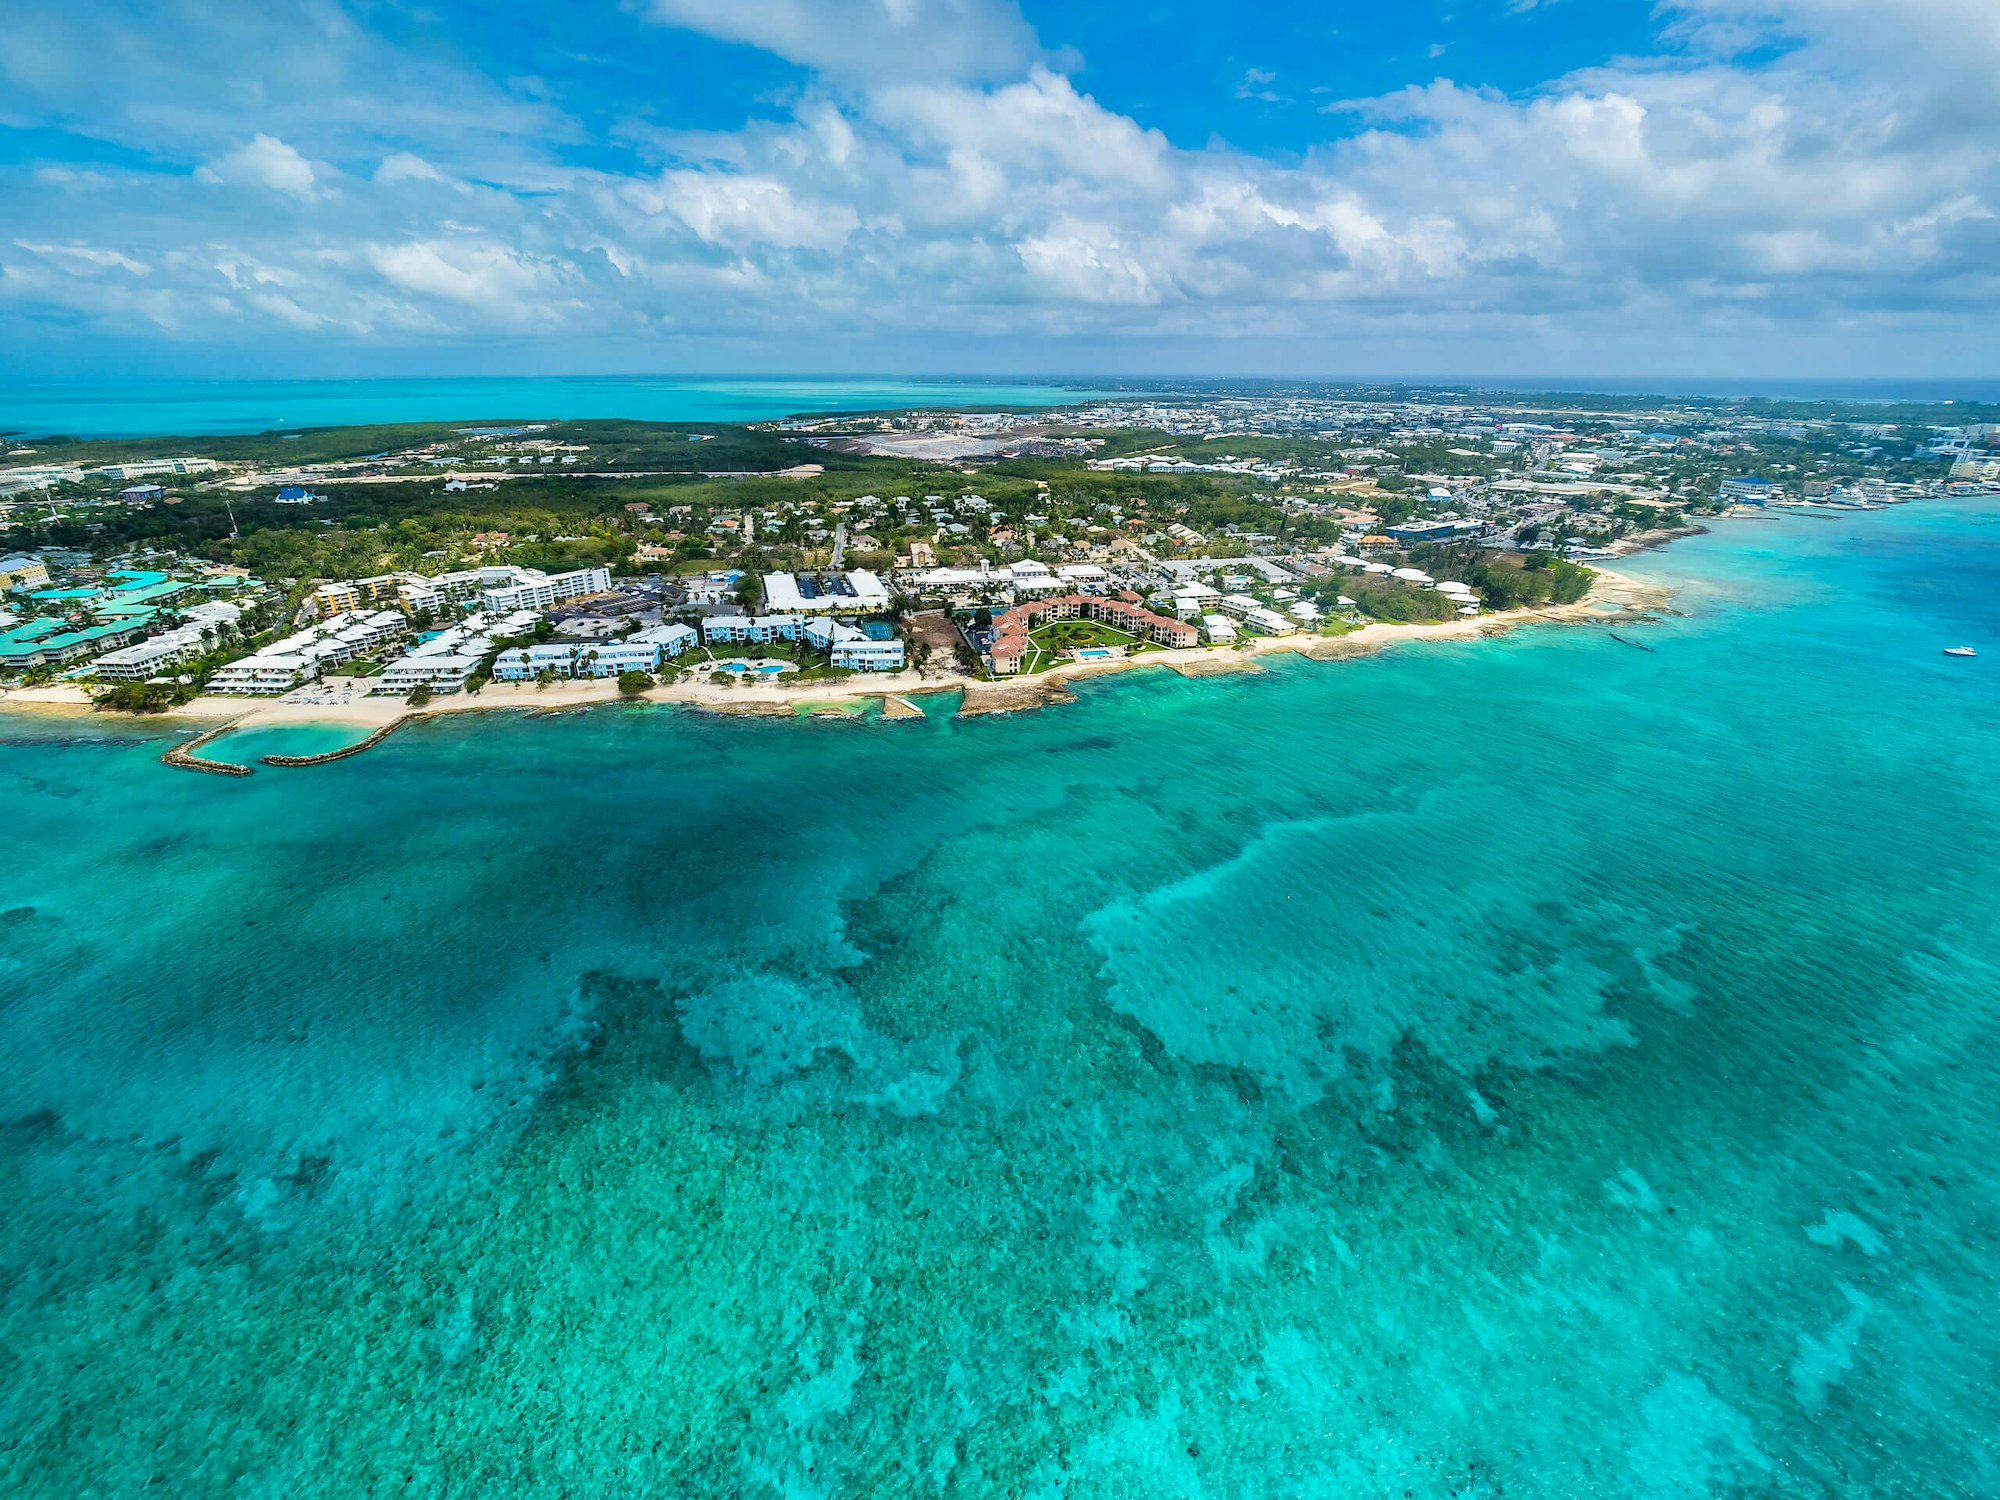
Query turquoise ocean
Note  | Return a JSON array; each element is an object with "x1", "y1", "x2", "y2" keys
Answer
[
  {"x1": 0, "y1": 377, "x2": 1108, "y2": 439},
  {"x1": 2, "y1": 501, "x2": 1996, "y2": 1496}
]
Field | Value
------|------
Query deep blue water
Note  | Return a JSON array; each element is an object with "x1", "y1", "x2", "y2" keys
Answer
[
  {"x1": 0, "y1": 501, "x2": 1996, "y2": 1496},
  {"x1": 6, "y1": 374, "x2": 1990, "y2": 442},
  {"x1": 0, "y1": 376, "x2": 1111, "y2": 439}
]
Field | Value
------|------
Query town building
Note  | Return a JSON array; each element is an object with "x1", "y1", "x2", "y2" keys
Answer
[
  {"x1": 0, "y1": 465, "x2": 85, "y2": 495},
  {"x1": 761, "y1": 570, "x2": 894, "y2": 614},
  {"x1": 1385, "y1": 519, "x2": 1485, "y2": 542},
  {"x1": 0, "y1": 556, "x2": 52, "y2": 592},
  {"x1": 93, "y1": 457, "x2": 219, "y2": 482},
  {"x1": 1718, "y1": 477, "x2": 1782, "y2": 505}
]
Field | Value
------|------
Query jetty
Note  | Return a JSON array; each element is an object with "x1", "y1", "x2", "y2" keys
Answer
[{"x1": 161, "y1": 718, "x2": 253, "y2": 777}]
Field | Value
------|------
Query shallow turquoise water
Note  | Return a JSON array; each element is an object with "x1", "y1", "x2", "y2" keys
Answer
[
  {"x1": 1, "y1": 503, "x2": 1997, "y2": 1496},
  {"x1": 195, "y1": 723, "x2": 380, "y2": 762},
  {"x1": 0, "y1": 376, "x2": 1110, "y2": 439}
]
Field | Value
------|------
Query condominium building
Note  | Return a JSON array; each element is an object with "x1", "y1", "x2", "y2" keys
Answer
[
  {"x1": 479, "y1": 565, "x2": 612, "y2": 613},
  {"x1": 0, "y1": 615, "x2": 148, "y2": 670},
  {"x1": 373, "y1": 609, "x2": 539, "y2": 696},
  {"x1": 631, "y1": 623, "x2": 698, "y2": 659},
  {"x1": 490, "y1": 639, "x2": 670, "y2": 682},
  {"x1": 91, "y1": 623, "x2": 211, "y2": 680},
  {"x1": 89, "y1": 600, "x2": 246, "y2": 681},
  {"x1": 987, "y1": 593, "x2": 1199, "y2": 675},
  {"x1": 310, "y1": 574, "x2": 403, "y2": 617},
  {"x1": 802, "y1": 616, "x2": 905, "y2": 671},
  {"x1": 206, "y1": 610, "x2": 407, "y2": 694},
  {"x1": 205, "y1": 656, "x2": 318, "y2": 696},
  {"x1": 702, "y1": 615, "x2": 801, "y2": 645}
]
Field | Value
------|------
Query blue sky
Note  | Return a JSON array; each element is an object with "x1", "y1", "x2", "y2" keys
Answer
[{"x1": 2, "y1": 0, "x2": 1996, "y2": 379}]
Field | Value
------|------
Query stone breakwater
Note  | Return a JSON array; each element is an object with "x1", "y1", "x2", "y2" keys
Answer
[{"x1": 160, "y1": 718, "x2": 253, "y2": 776}]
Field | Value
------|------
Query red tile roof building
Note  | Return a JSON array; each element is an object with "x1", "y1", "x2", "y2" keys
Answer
[{"x1": 988, "y1": 593, "x2": 1200, "y2": 675}]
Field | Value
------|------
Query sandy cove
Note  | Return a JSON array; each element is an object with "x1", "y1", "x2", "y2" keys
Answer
[{"x1": 0, "y1": 566, "x2": 1669, "y2": 744}]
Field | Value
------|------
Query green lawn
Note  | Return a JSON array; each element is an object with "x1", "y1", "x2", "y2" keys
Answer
[{"x1": 1020, "y1": 617, "x2": 1143, "y2": 673}]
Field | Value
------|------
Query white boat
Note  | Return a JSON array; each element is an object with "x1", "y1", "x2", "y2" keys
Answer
[{"x1": 1943, "y1": 646, "x2": 1976, "y2": 658}]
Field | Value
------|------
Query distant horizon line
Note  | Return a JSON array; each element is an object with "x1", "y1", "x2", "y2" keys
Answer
[{"x1": 3, "y1": 371, "x2": 1999, "y2": 400}]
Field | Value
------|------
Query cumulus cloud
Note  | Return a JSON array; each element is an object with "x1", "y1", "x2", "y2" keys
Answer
[
  {"x1": 196, "y1": 134, "x2": 321, "y2": 197},
  {"x1": 369, "y1": 241, "x2": 558, "y2": 305}
]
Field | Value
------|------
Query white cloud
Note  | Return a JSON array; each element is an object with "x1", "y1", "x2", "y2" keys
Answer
[
  {"x1": 646, "y1": 0, "x2": 1042, "y2": 83},
  {"x1": 376, "y1": 153, "x2": 447, "y2": 185},
  {"x1": 1, "y1": 0, "x2": 1995, "y2": 371},
  {"x1": 631, "y1": 172, "x2": 861, "y2": 252},
  {"x1": 368, "y1": 240, "x2": 556, "y2": 305},
  {"x1": 13, "y1": 241, "x2": 151, "y2": 275},
  {"x1": 196, "y1": 134, "x2": 320, "y2": 197}
]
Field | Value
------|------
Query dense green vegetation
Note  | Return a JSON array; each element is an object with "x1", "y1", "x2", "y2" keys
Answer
[{"x1": 92, "y1": 681, "x2": 195, "y2": 713}]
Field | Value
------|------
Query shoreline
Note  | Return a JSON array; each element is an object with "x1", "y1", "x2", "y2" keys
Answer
[{"x1": 0, "y1": 564, "x2": 1672, "y2": 750}]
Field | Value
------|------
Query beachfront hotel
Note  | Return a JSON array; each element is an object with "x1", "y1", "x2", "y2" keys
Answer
[
  {"x1": 89, "y1": 600, "x2": 244, "y2": 681},
  {"x1": 702, "y1": 615, "x2": 800, "y2": 645},
  {"x1": 372, "y1": 610, "x2": 542, "y2": 696},
  {"x1": 205, "y1": 610, "x2": 410, "y2": 695},
  {"x1": 701, "y1": 612, "x2": 905, "y2": 669},
  {"x1": 988, "y1": 593, "x2": 1199, "y2": 675}
]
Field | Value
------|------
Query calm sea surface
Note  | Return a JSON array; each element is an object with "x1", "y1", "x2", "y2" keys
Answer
[
  {"x1": 1, "y1": 502, "x2": 1996, "y2": 1496},
  {"x1": 0, "y1": 376, "x2": 1111, "y2": 438}
]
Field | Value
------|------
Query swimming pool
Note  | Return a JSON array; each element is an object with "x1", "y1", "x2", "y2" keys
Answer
[
  {"x1": 1074, "y1": 648, "x2": 1117, "y2": 660},
  {"x1": 710, "y1": 659, "x2": 796, "y2": 676}
]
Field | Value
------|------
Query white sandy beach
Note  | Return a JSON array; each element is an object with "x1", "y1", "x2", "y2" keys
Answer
[{"x1": 0, "y1": 566, "x2": 1667, "y2": 742}]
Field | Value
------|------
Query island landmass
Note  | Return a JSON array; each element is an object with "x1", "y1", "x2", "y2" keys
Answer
[{"x1": 3, "y1": 383, "x2": 1991, "y2": 764}]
